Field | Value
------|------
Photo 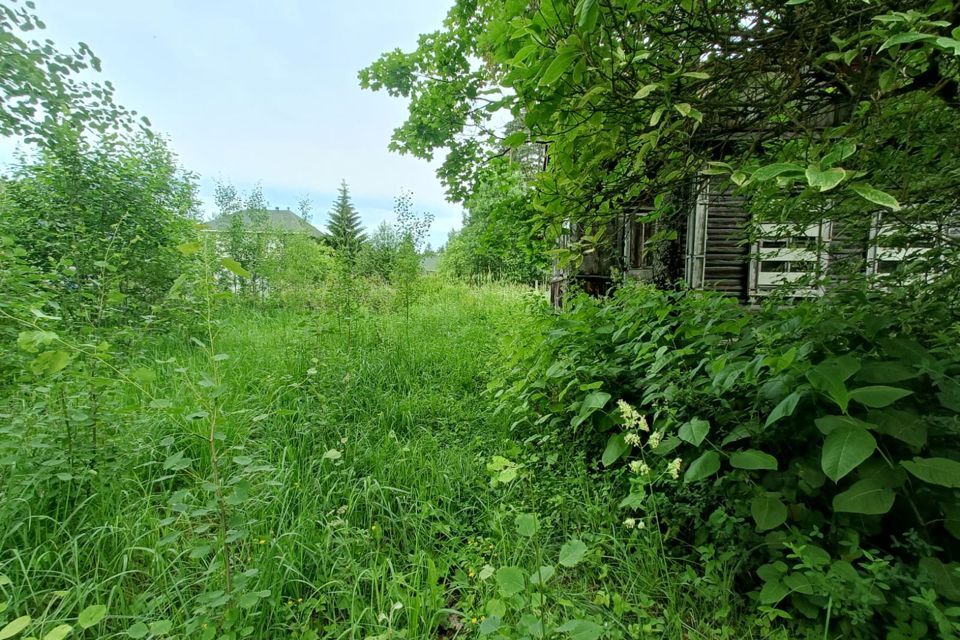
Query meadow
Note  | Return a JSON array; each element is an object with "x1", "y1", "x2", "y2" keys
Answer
[{"x1": 0, "y1": 279, "x2": 763, "y2": 639}]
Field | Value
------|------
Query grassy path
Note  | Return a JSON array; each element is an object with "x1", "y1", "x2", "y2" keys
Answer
[{"x1": 0, "y1": 282, "x2": 751, "y2": 639}]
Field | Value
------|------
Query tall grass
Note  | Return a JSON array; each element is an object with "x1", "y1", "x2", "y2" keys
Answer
[{"x1": 0, "y1": 280, "x2": 761, "y2": 638}]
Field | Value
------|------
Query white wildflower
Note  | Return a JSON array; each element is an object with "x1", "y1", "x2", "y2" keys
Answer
[
  {"x1": 624, "y1": 431, "x2": 643, "y2": 447},
  {"x1": 637, "y1": 414, "x2": 649, "y2": 432},
  {"x1": 618, "y1": 399, "x2": 650, "y2": 432},
  {"x1": 629, "y1": 460, "x2": 650, "y2": 475},
  {"x1": 647, "y1": 430, "x2": 663, "y2": 449},
  {"x1": 623, "y1": 517, "x2": 636, "y2": 529},
  {"x1": 667, "y1": 457, "x2": 682, "y2": 480},
  {"x1": 637, "y1": 519, "x2": 646, "y2": 530}
]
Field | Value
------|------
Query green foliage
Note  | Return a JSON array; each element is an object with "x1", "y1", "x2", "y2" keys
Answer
[
  {"x1": 0, "y1": 0, "x2": 144, "y2": 141},
  {"x1": 325, "y1": 180, "x2": 366, "y2": 254},
  {"x1": 495, "y1": 279, "x2": 960, "y2": 636},
  {"x1": 440, "y1": 161, "x2": 550, "y2": 285},
  {"x1": 0, "y1": 129, "x2": 198, "y2": 325},
  {"x1": 391, "y1": 190, "x2": 433, "y2": 325},
  {"x1": 363, "y1": 0, "x2": 960, "y2": 277}
]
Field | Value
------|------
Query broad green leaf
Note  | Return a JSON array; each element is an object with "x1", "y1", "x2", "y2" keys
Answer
[
  {"x1": 572, "y1": 391, "x2": 610, "y2": 428},
  {"x1": 130, "y1": 367, "x2": 156, "y2": 383},
  {"x1": 765, "y1": 391, "x2": 802, "y2": 428},
  {"x1": 77, "y1": 605, "x2": 107, "y2": 629},
  {"x1": 935, "y1": 36, "x2": 960, "y2": 54},
  {"x1": 752, "y1": 163, "x2": 804, "y2": 182},
  {"x1": 220, "y1": 257, "x2": 252, "y2": 278},
  {"x1": 485, "y1": 598, "x2": 505, "y2": 616},
  {"x1": 751, "y1": 493, "x2": 787, "y2": 531},
  {"x1": 805, "y1": 166, "x2": 846, "y2": 191},
  {"x1": 125, "y1": 622, "x2": 149, "y2": 639},
  {"x1": 30, "y1": 350, "x2": 70, "y2": 376},
  {"x1": 814, "y1": 415, "x2": 873, "y2": 435},
  {"x1": 682, "y1": 71, "x2": 710, "y2": 79},
  {"x1": 649, "y1": 107, "x2": 665, "y2": 126},
  {"x1": 730, "y1": 449, "x2": 778, "y2": 471},
  {"x1": 807, "y1": 356, "x2": 858, "y2": 411},
  {"x1": 478, "y1": 616, "x2": 502, "y2": 636},
  {"x1": 821, "y1": 140, "x2": 856, "y2": 166},
  {"x1": 856, "y1": 361, "x2": 917, "y2": 384},
  {"x1": 850, "y1": 183, "x2": 900, "y2": 211},
  {"x1": 322, "y1": 449, "x2": 342, "y2": 460},
  {"x1": 515, "y1": 513, "x2": 539, "y2": 537},
  {"x1": 559, "y1": 539, "x2": 588, "y2": 567},
  {"x1": 849, "y1": 385, "x2": 912, "y2": 408},
  {"x1": 678, "y1": 418, "x2": 710, "y2": 446},
  {"x1": 148, "y1": 620, "x2": 173, "y2": 636},
  {"x1": 236, "y1": 591, "x2": 261, "y2": 608},
  {"x1": 821, "y1": 426, "x2": 876, "y2": 483},
  {"x1": 0, "y1": 617, "x2": 30, "y2": 639},
  {"x1": 539, "y1": 49, "x2": 579, "y2": 86},
  {"x1": 495, "y1": 566, "x2": 525, "y2": 596},
  {"x1": 43, "y1": 624, "x2": 72, "y2": 640},
  {"x1": 878, "y1": 32, "x2": 935, "y2": 52},
  {"x1": 832, "y1": 478, "x2": 895, "y2": 514},
  {"x1": 529, "y1": 564, "x2": 556, "y2": 585},
  {"x1": 556, "y1": 619, "x2": 603, "y2": 640},
  {"x1": 601, "y1": 433, "x2": 628, "y2": 467},
  {"x1": 575, "y1": 0, "x2": 599, "y2": 30},
  {"x1": 633, "y1": 83, "x2": 659, "y2": 100},
  {"x1": 162, "y1": 450, "x2": 190, "y2": 471},
  {"x1": 503, "y1": 131, "x2": 527, "y2": 147},
  {"x1": 478, "y1": 565, "x2": 495, "y2": 581},
  {"x1": 901, "y1": 457, "x2": 960, "y2": 488},
  {"x1": 176, "y1": 241, "x2": 201, "y2": 256},
  {"x1": 920, "y1": 557, "x2": 960, "y2": 601},
  {"x1": 684, "y1": 450, "x2": 720, "y2": 482},
  {"x1": 674, "y1": 103, "x2": 692, "y2": 117}
]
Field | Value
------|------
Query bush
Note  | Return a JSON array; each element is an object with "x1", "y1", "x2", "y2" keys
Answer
[{"x1": 495, "y1": 279, "x2": 960, "y2": 637}]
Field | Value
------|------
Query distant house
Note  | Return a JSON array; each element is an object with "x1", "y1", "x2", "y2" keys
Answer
[
  {"x1": 421, "y1": 255, "x2": 440, "y2": 273},
  {"x1": 205, "y1": 207, "x2": 325, "y2": 239}
]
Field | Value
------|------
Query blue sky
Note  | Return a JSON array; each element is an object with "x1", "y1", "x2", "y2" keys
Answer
[{"x1": 5, "y1": 0, "x2": 461, "y2": 247}]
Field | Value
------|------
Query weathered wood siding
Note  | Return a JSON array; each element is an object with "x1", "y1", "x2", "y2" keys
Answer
[{"x1": 701, "y1": 182, "x2": 751, "y2": 301}]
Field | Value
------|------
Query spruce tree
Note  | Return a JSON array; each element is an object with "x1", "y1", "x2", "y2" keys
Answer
[{"x1": 326, "y1": 180, "x2": 366, "y2": 253}]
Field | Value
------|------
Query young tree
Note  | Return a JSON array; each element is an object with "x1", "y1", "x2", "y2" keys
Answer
[
  {"x1": 391, "y1": 190, "x2": 433, "y2": 327},
  {"x1": 325, "y1": 180, "x2": 366, "y2": 254}
]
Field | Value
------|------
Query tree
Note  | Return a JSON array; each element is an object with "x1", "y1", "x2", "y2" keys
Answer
[
  {"x1": 0, "y1": 0, "x2": 145, "y2": 142},
  {"x1": 325, "y1": 180, "x2": 366, "y2": 254},
  {"x1": 0, "y1": 130, "x2": 198, "y2": 325},
  {"x1": 440, "y1": 159, "x2": 549, "y2": 284},
  {"x1": 361, "y1": 0, "x2": 960, "y2": 278}
]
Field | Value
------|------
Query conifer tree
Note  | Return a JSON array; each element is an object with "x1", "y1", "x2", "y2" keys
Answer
[{"x1": 326, "y1": 180, "x2": 366, "y2": 253}]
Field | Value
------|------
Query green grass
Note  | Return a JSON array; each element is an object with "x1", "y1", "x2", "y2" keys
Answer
[{"x1": 0, "y1": 280, "x2": 762, "y2": 639}]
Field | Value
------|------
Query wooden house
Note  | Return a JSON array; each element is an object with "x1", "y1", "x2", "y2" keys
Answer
[{"x1": 550, "y1": 178, "x2": 954, "y2": 305}]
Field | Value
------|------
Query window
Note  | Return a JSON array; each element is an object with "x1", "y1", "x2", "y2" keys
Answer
[
  {"x1": 749, "y1": 222, "x2": 831, "y2": 297},
  {"x1": 622, "y1": 208, "x2": 654, "y2": 279},
  {"x1": 866, "y1": 213, "x2": 936, "y2": 279}
]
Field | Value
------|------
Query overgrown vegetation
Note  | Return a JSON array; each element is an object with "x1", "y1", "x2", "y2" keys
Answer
[{"x1": 3, "y1": 0, "x2": 960, "y2": 638}]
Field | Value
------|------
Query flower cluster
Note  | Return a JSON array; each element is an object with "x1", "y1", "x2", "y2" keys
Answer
[
  {"x1": 624, "y1": 431, "x2": 642, "y2": 447},
  {"x1": 667, "y1": 457, "x2": 682, "y2": 480},
  {"x1": 648, "y1": 430, "x2": 663, "y2": 449},
  {"x1": 629, "y1": 460, "x2": 650, "y2": 475},
  {"x1": 617, "y1": 399, "x2": 649, "y2": 432}
]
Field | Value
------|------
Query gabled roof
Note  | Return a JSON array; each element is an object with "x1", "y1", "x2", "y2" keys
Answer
[{"x1": 206, "y1": 208, "x2": 325, "y2": 238}]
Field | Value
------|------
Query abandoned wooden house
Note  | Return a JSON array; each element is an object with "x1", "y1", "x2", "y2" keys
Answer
[{"x1": 549, "y1": 177, "x2": 954, "y2": 306}]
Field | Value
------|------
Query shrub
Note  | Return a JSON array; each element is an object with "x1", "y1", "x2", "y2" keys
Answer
[{"x1": 495, "y1": 279, "x2": 960, "y2": 637}]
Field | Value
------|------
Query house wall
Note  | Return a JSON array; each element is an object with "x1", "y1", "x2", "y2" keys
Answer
[{"x1": 686, "y1": 179, "x2": 752, "y2": 301}]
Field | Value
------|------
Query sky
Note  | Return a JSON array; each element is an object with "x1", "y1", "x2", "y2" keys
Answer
[{"x1": 4, "y1": 0, "x2": 462, "y2": 247}]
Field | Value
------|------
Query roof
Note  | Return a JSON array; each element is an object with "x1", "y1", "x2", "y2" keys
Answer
[
  {"x1": 422, "y1": 255, "x2": 440, "y2": 272},
  {"x1": 205, "y1": 208, "x2": 325, "y2": 238}
]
